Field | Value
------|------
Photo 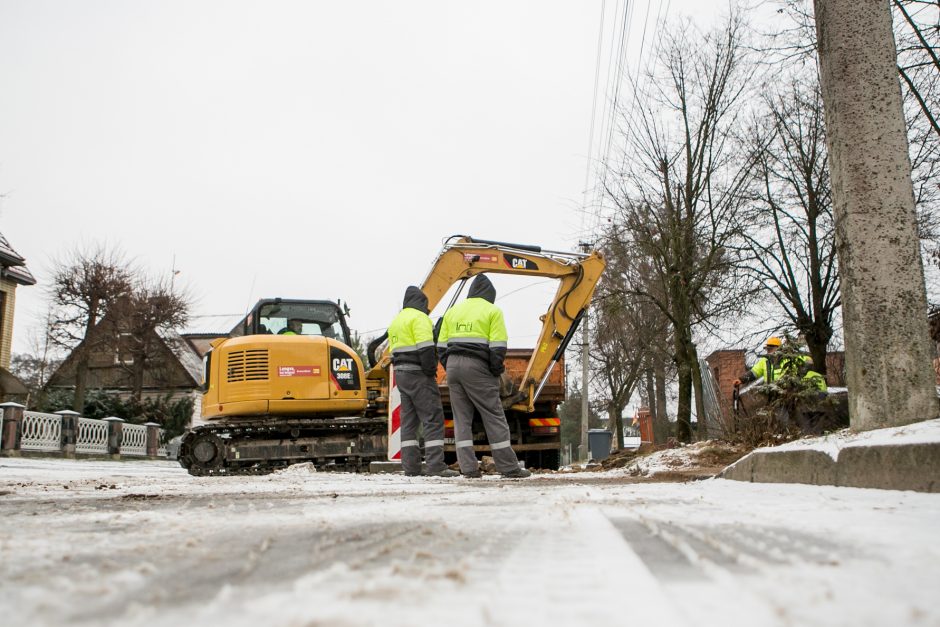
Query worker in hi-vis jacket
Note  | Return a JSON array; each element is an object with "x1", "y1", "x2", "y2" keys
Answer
[
  {"x1": 387, "y1": 286, "x2": 459, "y2": 478},
  {"x1": 437, "y1": 275, "x2": 530, "y2": 479}
]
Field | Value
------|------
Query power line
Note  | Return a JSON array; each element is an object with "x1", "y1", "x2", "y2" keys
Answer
[
  {"x1": 588, "y1": 0, "x2": 672, "y2": 244},
  {"x1": 590, "y1": 0, "x2": 637, "y2": 237},
  {"x1": 579, "y1": 0, "x2": 609, "y2": 240},
  {"x1": 588, "y1": 0, "x2": 626, "y2": 234}
]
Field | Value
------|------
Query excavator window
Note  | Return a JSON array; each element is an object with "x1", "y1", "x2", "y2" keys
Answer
[{"x1": 257, "y1": 302, "x2": 347, "y2": 342}]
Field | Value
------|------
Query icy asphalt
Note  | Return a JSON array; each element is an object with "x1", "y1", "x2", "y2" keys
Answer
[{"x1": 1, "y1": 457, "x2": 938, "y2": 627}]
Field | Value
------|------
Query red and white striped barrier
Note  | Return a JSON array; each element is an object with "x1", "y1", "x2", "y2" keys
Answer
[{"x1": 387, "y1": 369, "x2": 401, "y2": 460}]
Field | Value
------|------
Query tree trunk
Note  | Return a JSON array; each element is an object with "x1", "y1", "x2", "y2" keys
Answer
[
  {"x1": 644, "y1": 369, "x2": 656, "y2": 418},
  {"x1": 814, "y1": 0, "x2": 938, "y2": 429},
  {"x1": 655, "y1": 361, "x2": 669, "y2": 441},
  {"x1": 802, "y1": 327, "x2": 831, "y2": 379},
  {"x1": 72, "y1": 298, "x2": 101, "y2": 414},
  {"x1": 690, "y1": 344, "x2": 708, "y2": 441},
  {"x1": 608, "y1": 402, "x2": 625, "y2": 450},
  {"x1": 675, "y1": 352, "x2": 693, "y2": 443},
  {"x1": 72, "y1": 352, "x2": 88, "y2": 413},
  {"x1": 131, "y1": 359, "x2": 145, "y2": 403},
  {"x1": 614, "y1": 413, "x2": 624, "y2": 449}
]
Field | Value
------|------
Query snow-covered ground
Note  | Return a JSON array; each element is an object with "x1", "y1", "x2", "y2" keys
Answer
[{"x1": 1, "y1": 457, "x2": 938, "y2": 627}]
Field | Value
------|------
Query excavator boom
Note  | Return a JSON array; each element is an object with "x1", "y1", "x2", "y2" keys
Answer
[{"x1": 371, "y1": 235, "x2": 606, "y2": 412}]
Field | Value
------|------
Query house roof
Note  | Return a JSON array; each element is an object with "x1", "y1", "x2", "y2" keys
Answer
[
  {"x1": 183, "y1": 313, "x2": 244, "y2": 336},
  {"x1": 0, "y1": 231, "x2": 36, "y2": 286},
  {"x1": 0, "y1": 366, "x2": 29, "y2": 395},
  {"x1": 157, "y1": 328, "x2": 204, "y2": 385},
  {"x1": 48, "y1": 317, "x2": 206, "y2": 390}
]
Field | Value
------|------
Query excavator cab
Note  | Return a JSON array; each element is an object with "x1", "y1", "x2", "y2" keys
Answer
[
  {"x1": 232, "y1": 298, "x2": 352, "y2": 344},
  {"x1": 200, "y1": 298, "x2": 366, "y2": 422}
]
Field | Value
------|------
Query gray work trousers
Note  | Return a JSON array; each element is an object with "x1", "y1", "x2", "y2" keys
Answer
[
  {"x1": 445, "y1": 354, "x2": 521, "y2": 474},
  {"x1": 395, "y1": 368, "x2": 448, "y2": 474}
]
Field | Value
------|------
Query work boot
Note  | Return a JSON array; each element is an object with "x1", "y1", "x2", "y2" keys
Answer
[
  {"x1": 426, "y1": 468, "x2": 459, "y2": 478},
  {"x1": 501, "y1": 467, "x2": 531, "y2": 479},
  {"x1": 462, "y1": 469, "x2": 483, "y2": 478},
  {"x1": 403, "y1": 470, "x2": 422, "y2": 477}
]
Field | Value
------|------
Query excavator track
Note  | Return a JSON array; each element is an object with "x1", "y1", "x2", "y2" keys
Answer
[{"x1": 178, "y1": 417, "x2": 389, "y2": 476}]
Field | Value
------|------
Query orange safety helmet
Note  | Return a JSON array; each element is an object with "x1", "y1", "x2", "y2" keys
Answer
[{"x1": 765, "y1": 336, "x2": 782, "y2": 348}]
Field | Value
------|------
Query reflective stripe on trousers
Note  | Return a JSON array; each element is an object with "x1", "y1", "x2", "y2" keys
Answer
[{"x1": 445, "y1": 354, "x2": 521, "y2": 474}]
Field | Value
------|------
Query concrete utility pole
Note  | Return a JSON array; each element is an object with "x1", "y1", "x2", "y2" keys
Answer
[
  {"x1": 580, "y1": 241, "x2": 592, "y2": 460},
  {"x1": 814, "y1": 0, "x2": 939, "y2": 429}
]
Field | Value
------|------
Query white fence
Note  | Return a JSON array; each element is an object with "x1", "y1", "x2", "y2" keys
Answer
[
  {"x1": 21, "y1": 412, "x2": 62, "y2": 452},
  {"x1": 7, "y1": 410, "x2": 167, "y2": 458},
  {"x1": 77, "y1": 418, "x2": 109, "y2": 454},
  {"x1": 120, "y1": 424, "x2": 148, "y2": 456}
]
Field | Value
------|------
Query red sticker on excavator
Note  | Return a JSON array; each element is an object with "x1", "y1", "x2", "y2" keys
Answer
[
  {"x1": 464, "y1": 253, "x2": 499, "y2": 264},
  {"x1": 278, "y1": 366, "x2": 321, "y2": 377}
]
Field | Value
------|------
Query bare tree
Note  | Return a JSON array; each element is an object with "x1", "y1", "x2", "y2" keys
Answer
[
  {"x1": 589, "y1": 261, "x2": 670, "y2": 448},
  {"x1": 10, "y1": 310, "x2": 60, "y2": 408},
  {"x1": 642, "y1": 354, "x2": 675, "y2": 443},
  {"x1": 893, "y1": 0, "x2": 940, "y2": 242},
  {"x1": 111, "y1": 276, "x2": 191, "y2": 402},
  {"x1": 767, "y1": 0, "x2": 940, "y2": 240},
  {"x1": 605, "y1": 13, "x2": 758, "y2": 442},
  {"x1": 47, "y1": 245, "x2": 133, "y2": 411},
  {"x1": 743, "y1": 77, "x2": 840, "y2": 373}
]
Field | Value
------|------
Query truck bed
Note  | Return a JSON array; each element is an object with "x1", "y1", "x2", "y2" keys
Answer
[{"x1": 435, "y1": 348, "x2": 566, "y2": 403}]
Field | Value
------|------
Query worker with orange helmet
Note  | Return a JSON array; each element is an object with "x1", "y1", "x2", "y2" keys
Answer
[{"x1": 734, "y1": 336, "x2": 826, "y2": 390}]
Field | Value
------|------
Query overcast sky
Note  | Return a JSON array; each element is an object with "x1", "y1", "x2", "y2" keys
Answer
[{"x1": 1, "y1": 0, "x2": 743, "y2": 355}]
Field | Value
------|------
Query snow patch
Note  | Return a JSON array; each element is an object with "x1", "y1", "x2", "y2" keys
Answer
[
  {"x1": 274, "y1": 462, "x2": 317, "y2": 475},
  {"x1": 760, "y1": 417, "x2": 940, "y2": 461},
  {"x1": 613, "y1": 441, "x2": 728, "y2": 477}
]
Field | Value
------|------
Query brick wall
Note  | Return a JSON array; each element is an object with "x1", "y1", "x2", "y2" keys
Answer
[
  {"x1": 825, "y1": 352, "x2": 846, "y2": 387},
  {"x1": 705, "y1": 350, "x2": 747, "y2": 422},
  {"x1": 634, "y1": 406, "x2": 654, "y2": 443},
  {"x1": 0, "y1": 278, "x2": 17, "y2": 369}
]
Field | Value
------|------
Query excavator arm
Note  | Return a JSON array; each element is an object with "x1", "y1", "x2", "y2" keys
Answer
[{"x1": 371, "y1": 235, "x2": 605, "y2": 412}]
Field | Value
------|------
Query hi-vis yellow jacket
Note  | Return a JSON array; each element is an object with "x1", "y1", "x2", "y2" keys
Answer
[
  {"x1": 751, "y1": 354, "x2": 827, "y2": 391},
  {"x1": 437, "y1": 275, "x2": 508, "y2": 375},
  {"x1": 388, "y1": 286, "x2": 437, "y2": 377}
]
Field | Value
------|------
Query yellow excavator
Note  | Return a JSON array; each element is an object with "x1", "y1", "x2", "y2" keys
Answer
[{"x1": 178, "y1": 236, "x2": 604, "y2": 475}]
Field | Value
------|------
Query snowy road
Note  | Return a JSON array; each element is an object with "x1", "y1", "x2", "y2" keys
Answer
[{"x1": 1, "y1": 458, "x2": 938, "y2": 627}]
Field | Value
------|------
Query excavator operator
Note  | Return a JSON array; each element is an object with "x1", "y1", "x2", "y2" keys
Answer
[{"x1": 279, "y1": 318, "x2": 304, "y2": 336}]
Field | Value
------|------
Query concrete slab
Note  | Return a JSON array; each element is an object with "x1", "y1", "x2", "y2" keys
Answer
[
  {"x1": 720, "y1": 422, "x2": 940, "y2": 493},
  {"x1": 368, "y1": 461, "x2": 406, "y2": 473}
]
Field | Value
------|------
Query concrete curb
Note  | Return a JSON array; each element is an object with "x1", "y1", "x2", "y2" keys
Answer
[
  {"x1": 719, "y1": 442, "x2": 940, "y2": 493},
  {"x1": 369, "y1": 461, "x2": 406, "y2": 473}
]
